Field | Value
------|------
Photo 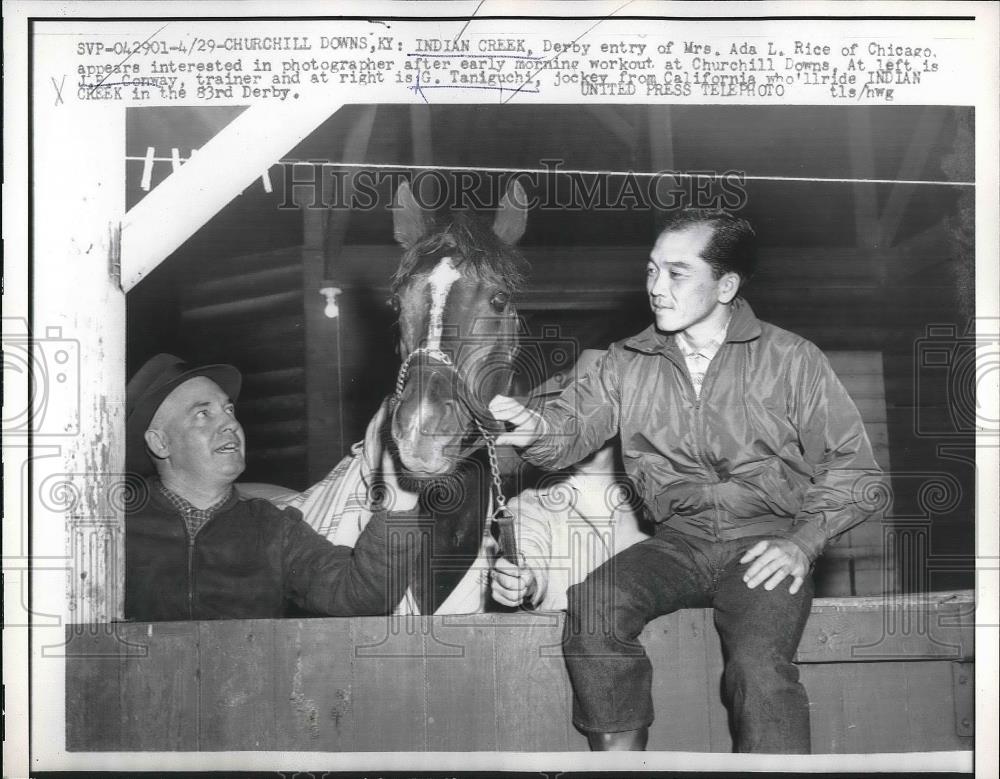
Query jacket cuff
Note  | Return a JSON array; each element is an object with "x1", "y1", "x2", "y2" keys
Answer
[
  {"x1": 520, "y1": 444, "x2": 553, "y2": 468},
  {"x1": 519, "y1": 415, "x2": 558, "y2": 466},
  {"x1": 787, "y1": 521, "x2": 826, "y2": 562}
]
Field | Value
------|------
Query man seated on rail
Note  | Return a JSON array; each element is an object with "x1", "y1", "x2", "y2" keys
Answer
[
  {"x1": 489, "y1": 209, "x2": 882, "y2": 752},
  {"x1": 490, "y1": 352, "x2": 651, "y2": 611},
  {"x1": 124, "y1": 353, "x2": 425, "y2": 622}
]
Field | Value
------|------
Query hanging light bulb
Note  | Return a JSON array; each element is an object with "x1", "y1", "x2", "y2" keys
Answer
[{"x1": 320, "y1": 286, "x2": 343, "y2": 319}]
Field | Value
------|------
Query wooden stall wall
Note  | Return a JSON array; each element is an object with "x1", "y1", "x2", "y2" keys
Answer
[{"x1": 66, "y1": 591, "x2": 975, "y2": 753}]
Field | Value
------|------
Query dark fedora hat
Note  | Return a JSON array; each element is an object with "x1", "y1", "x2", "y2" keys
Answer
[{"x1": 126, "y1": 353, "x2": 242, "y2": 475}]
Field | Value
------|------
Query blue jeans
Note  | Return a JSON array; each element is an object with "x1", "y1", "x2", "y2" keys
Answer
[{"x1": 562, "y1": 529, "x2": 814, "y2": 753}]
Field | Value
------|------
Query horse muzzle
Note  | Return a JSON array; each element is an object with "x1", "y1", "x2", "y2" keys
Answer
[{"x1": 390, "y1": 363, "x2": 472, "y2": 477}]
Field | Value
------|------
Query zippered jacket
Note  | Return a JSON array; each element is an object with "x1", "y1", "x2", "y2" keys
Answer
[
  {"x1": 522, "y1": 299, "x2": 883, "y2": 562},
  {"x1": 125, "y1": 486, "x2": 423, "y2": 621}
]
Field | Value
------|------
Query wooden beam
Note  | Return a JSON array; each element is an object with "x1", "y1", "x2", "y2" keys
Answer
[
  {"x1": 305, "y1": 106, "x2": 378, "y2": 479},
  {"x1": 322, "y1": 106, "x2": 378, "y2": 279},
  {"x1": 303, "y1": 209, "x2": 339, "y2": 480},
  {"x1": 847, "y1": 107, "x2": 880, "y2": 251},
  {"x1": 32, "y1": 78, "x2": 126, "y2": 624},
  {"x1": 878, "y1": 108, "x2": 949, "y2": 248},
  {"x1": 121, "y1": 99, "x2": 344, "y2": 291},
  {"x1": 190, "y1": 266, "x2": 301, "y2": 303},
  {"x1": 181, "y1": 291, "x2": 301, "y2": 322}
]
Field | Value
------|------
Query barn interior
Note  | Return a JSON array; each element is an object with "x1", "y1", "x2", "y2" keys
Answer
[{"x1": 124, "y1": 103, "x2": 975, "y2": 598}]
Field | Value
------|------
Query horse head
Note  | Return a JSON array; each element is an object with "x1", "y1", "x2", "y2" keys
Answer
[{"x1": 388, "y1": 179, "x2": 528, "y2": 478}]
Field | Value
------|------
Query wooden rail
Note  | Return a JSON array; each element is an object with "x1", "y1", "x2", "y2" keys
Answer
[{"x1": 66, "y1": 591, "x2": 974, "y2": 753}]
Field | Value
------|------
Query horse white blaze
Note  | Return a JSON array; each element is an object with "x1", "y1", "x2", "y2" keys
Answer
[{"x1": 425, "y1": 256, "x2": 461, "y2": 351}]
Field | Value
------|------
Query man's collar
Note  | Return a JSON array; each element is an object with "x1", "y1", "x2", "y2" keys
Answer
[
  {"x1": 676, "y1": 311, "x2": 731, "y2": 358},
  {"x1": 625, "y1": 297, "x2": 762, "y2": 355},
  {"x1": 155, "y1": 479, "x2": 237, "y2": 514},
  {"x1": 725, "y1": 297, "x2": 762, "y2": 342}
]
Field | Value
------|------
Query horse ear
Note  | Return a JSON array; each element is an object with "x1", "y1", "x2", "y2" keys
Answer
[
  {"x1": 492, "y1": 180, "x2": 528, "y2": 246},
  {"x1": 393, "y1": 180, "x2": 429, "y2": 249}
]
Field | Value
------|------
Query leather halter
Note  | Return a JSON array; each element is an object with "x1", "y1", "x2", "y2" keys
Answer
[
  {"x1": 390, "y1": 344, "x2": 513, "y2": 433},
  {"x1": 389, "y1": 345, "x2": 519, "y2": 564}
]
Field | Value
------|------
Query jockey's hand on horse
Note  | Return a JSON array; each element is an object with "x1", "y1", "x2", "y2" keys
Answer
[
  {"x1": 490, "y1": 555, "x2": 538, "y2": 608},
  {"x1": 365, "y1": 397, "x2": 420, "y2": 512},
  {"x1": 489, "y1": 395, "x2": 547, "y2": 448}
]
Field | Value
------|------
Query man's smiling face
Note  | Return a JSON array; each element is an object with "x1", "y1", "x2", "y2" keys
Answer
[{"x1": 148, "y1": 376, "x2": 246, "y2": 488}]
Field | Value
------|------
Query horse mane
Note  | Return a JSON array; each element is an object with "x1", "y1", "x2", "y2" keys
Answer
[{"x1": 391, "y1": 212, "x2": 527, "y2": 294}]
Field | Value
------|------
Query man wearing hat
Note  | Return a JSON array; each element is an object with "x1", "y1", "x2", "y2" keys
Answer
[
  {"x1": 125, "y1": 353, "x2": 424, "y2": 622},
  {"x1": 489, "y1": 209, "x2": 882, "y2": 752}
]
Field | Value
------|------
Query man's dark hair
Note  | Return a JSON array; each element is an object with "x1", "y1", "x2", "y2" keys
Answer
[{"x1": 661, "y1": 209, "x2": 757, "y2": 288}]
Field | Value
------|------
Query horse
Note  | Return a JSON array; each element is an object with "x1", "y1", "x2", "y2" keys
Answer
[
  {"x1": 383, "y1": 178, "x2": 528, "y2": 613},
  {"x1": 252, "y1": 178, "x2": 530, "y2": 615}
]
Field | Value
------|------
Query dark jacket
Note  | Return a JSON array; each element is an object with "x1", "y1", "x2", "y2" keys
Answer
[
  {"x1": 125, "y1": 486, "x2": 418, "y2": 621},
  {"x1": 523, "y1": 299, "x2": 882, "y2": 561}
]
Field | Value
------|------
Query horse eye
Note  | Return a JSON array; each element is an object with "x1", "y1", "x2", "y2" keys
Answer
[
  {"x1": 386, "y1": 295, "x2": 401, "y2": 314},
  {"x1": 490, "y1": 291, "x2": 510, "y2": 312}
]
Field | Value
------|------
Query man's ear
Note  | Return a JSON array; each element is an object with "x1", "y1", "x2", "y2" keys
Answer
[
  {"x1": 144, "y1": 428, "x2": 169, "y2": 461},
  {"x1": 717, "y1": 272, "x2": 741, "y2": 304}
]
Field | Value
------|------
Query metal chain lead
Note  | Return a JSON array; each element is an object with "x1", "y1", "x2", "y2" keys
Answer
[{"x1": 474, "y1": 418, "x2": 508, "y2": 513}]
